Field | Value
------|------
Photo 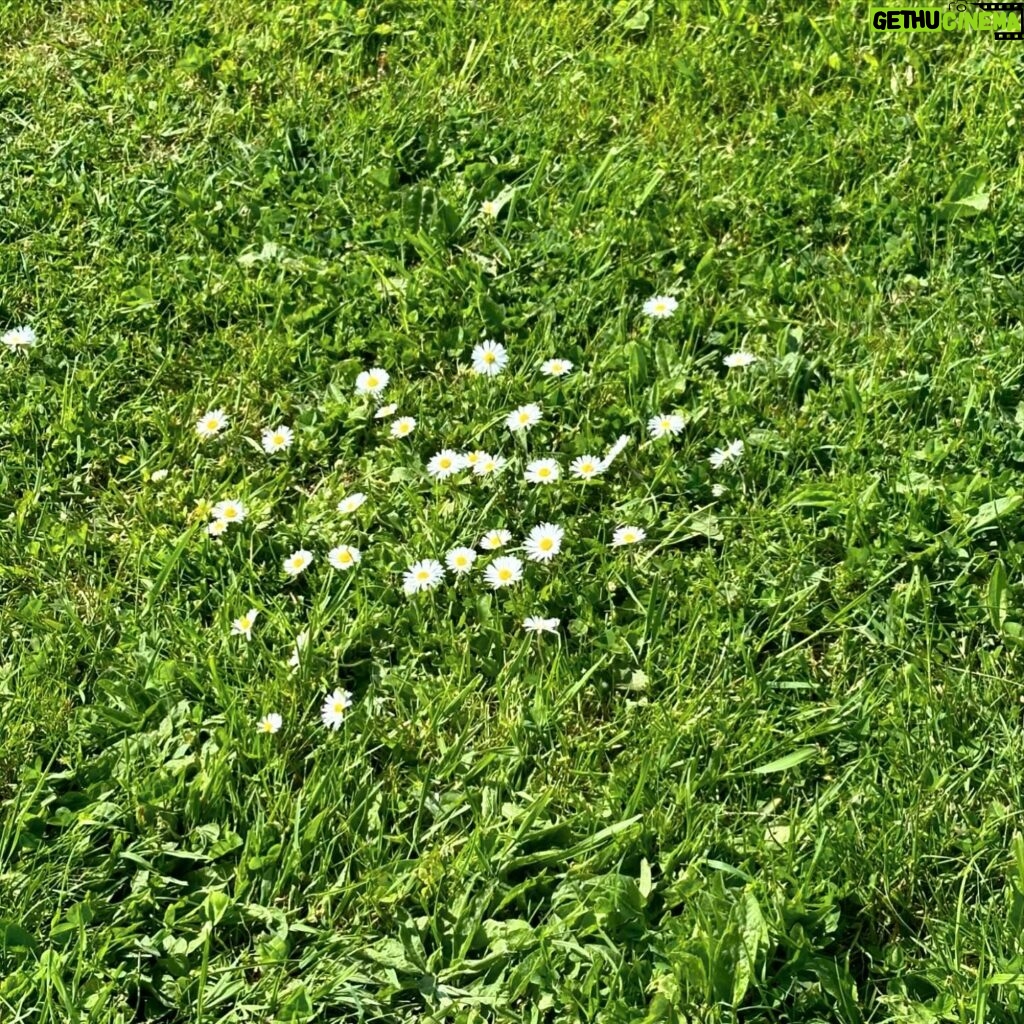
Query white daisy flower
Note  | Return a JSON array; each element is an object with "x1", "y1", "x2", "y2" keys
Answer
[
  {"x1": 2, "y1": 325, "x2": 37, "y2": 352},
  {"x1": 463, "y1": 450, "x2": 487, "y2": 471},
  {"x1": 479, "y1": 197, "x2": 501, "y2": 219},
  {"x1": 284, "y1": 549, "x2": 313, "y2": 576},
  {"x1": 642, "y1": 295, "x2": 678, "y2": 319},
  {"x1": 709, "y1": 439, "x2": 744, "y2": 469},
  {"x1": 484, "y1": 555, "x2": 523, "y2": 589},
  {"x1": 390, "y1": 416, "x2": 416, "y2": 438},
  {"x1": 599, "y1": 434, "x2": 632, "y2": 471},
  {"x1": 337, "y1": 492, "x2": 367, "y2": 515},
  {"x1": 648, "y1": 414, "x2": 687, "y2": 439},
  {"x1": 207, "y1": 518, "x2": 229, "y2": 537},
  {"x1": 375, "y1": 403, "x2": 398, "y2": 419},
  {"x1": 231, "y1": 608, "x2": 259, "y2": 640},
  {"x1": 569, "y1": 455, "x2": 604, "y2": 479},
  {"x1": 211, "y1": 499, "x2": 246, "y2": 524},
  {"x1": 257, "y1": 712, "x2": 283, "y2": 735},
  {"x1": 724, "y1": 351, "x2": 757, "y2": 369},
  {"x1": 606, "y1": 434, "x2": 632, "y2": 460},
  {"x1": 328, "y1": 545, "x2": 361, "y2": 570},
  {"x1": 506, "y1": 403, "x2": 542, "y2": 433},
  {"x1": 445, "y1": 546, "x2": 478, "y2": 575},
  {"x1": 403, "y1": 558, "x2": 445, "y2": 595},
  {"x1": 471, "y1": 339, "x2": 508, "y2": 377},
  {"x1": 523, "y1": 616, "x2": 560, "y2": 635},
  {"x1": 524, "y1": 458, "x2": 560, "y2": 485},
  {"x1": 473, "y1": 453, "x2": 507, "y2": 477},
  {"x1": 150, "y1": 469, "x2": 169, "y2": 483},
  {"x1": 523, "y1": 523, "x2": 564, "y2": 562},
  {"x1": 427, "y1": 449, "x2": 466, "y2": 479},
  {"x1": 540, "y1": 358, "x2": 573, "y2": 377},
  {"x1": 321, "y1": 688, "x2": 354, "y2": 730},
  {"x1": 287, "y1": 630, "x2": 309, "y2": 670},
  {"x1": 612, "y1": 526, "x2": 647, "y2": 547},
  {"x1": 261, "y1": 425, "x2": 294, "y2": 453},
  {"x1": 479, "y1": 529, "x2": 512, "y2": 551},
  {"x1": 711, "y1": 483, "x2": 728, "y2": 497},
  {"x1": 196, "y1": 409, "x2": 228, "y2": 439},
  {"x1": 355, "y1": 367, "x2": 390, "y2": 397}
]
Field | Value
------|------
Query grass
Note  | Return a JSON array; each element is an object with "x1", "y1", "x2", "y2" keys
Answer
[{"x1": 2, "y1": 0, "x2": 1024, "y2": 1020}]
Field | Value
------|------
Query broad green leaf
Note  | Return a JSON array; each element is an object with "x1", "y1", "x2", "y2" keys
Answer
[
  {"x1": 209, "y1": 830, "x2": 243, "y2": 860},
  {"x1": 955, "y1": 192, "x2": 989, "y2": 211},
  {"x1": 989, "y1": 560, "x2": 1009, "y2": 631},
  {"x1": 732, "y1": 890, "x2": 768, "y2": 1003},
  {"x1": 937, "y1": 168, "x2": 988, "y2": 218},
  {"x1": 276, "y1": 982, "x2": 314, "y2": 1021},
  {"x1": 967, "y1": 494, "x2": 1022, "y2": 533},
  {"x1": 639, "y1": 858, "x2": 653, "y2": 900},
  {"x1": 809, "y1": 957, "x2": 863, "y2": 1021},
  {"x1": 0, "y1": 921, "x2": 37, "y2": 955},
  {"x1": 202, "y1": 890, "x2": 232, "y2": 926},
  {"x1": 750, "y1": 746, "x2": 816, "y2": 775}
]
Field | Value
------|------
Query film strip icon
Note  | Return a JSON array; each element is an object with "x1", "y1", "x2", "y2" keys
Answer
[{"x1": 976, "y1": 1, "x2": 1024, "y2": 39}]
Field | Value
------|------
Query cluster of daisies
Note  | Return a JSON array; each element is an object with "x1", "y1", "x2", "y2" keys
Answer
[
  {"x1": 168, "y1": 292, "x2": 757, "y2": 737},
  {"x1": 402, "y1": 520, "x2": 566, "y2": 595},
  {"x1": 256, "y1": 688, "x2": 352, "y2": 735},
  {"x1": 421, "y1": 426, "x2": 629, "y2": 485},
  {"x1": 200, "y1": 483, "x2": 365, "y2": 574},
  {"x1": 2, "y1": 295, "x2": 756, "y2": 740}
]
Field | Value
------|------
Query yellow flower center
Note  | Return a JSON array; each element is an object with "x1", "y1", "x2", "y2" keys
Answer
[
  {"x1": 223, "y1": 507, "x2": 238, "y2": 520},
  {"x1": 417, "y1": 570, "x2": 430, "y2": 580},
  {"x1": 538, "y1": 467, "x2": 550, "y2": 478},
  {"x1": 456, "y1": 556, "x2": 467, "y2": 566},
  {"x1": 206, "y1": 418, "x2": 219, "y2": 430},
  {"x1": 262, "y1": 721, "x2": 273, "y2": 732},
  {"x1": 273, "y1": 433, "x2": 284, "y2": 445},
  {"x1": 339, "y1": 552, "x2": 351, "y2": 564},
  {"x1": 367, "y1": 376, "x2": 378, "y2": 388},
  {"x1": 439, "y1": 458, "x2": 451, "y2": 468},
  {"x1": 498, "y1": 568, "x2": 512, "y2": 581},
  {"x1": 582, "y1": 463, "x2": 594, "y2": 473},
  {"x1": 519, "y1": 413, "x2": 530, "y2": 423},
  {"x1": 333, "y1": 702, "x2": 345, "y2": 714}
]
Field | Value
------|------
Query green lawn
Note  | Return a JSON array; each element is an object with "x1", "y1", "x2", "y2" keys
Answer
[{"x1": 3, "y1": 1, "x2": 1024, "y2": 1020}]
